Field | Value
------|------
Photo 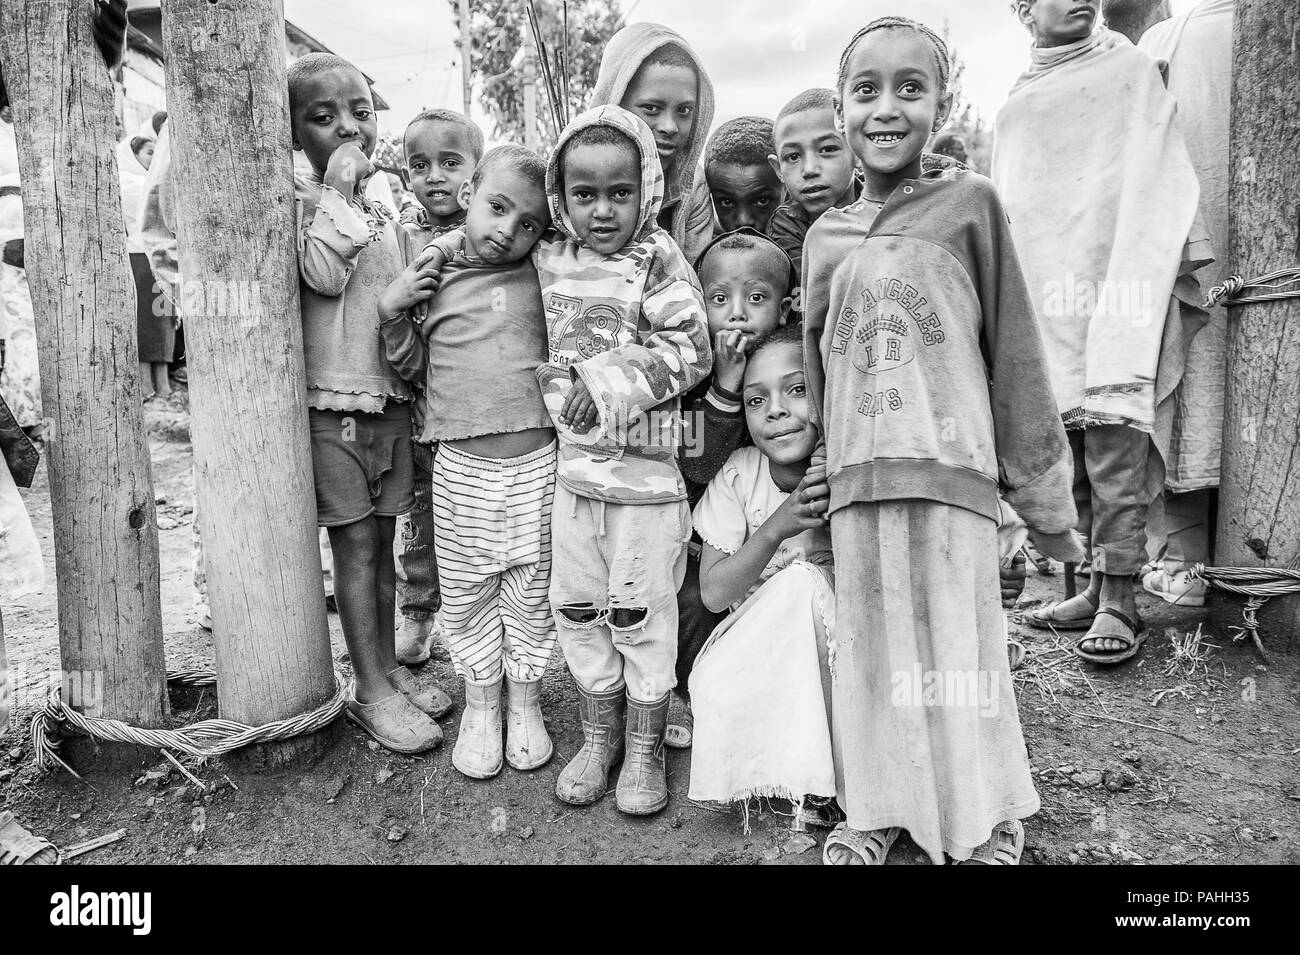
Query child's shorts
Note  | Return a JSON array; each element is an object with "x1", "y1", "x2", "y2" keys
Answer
[{"x1": 309, "y1": 404, "x2": 415, "y2": 527}]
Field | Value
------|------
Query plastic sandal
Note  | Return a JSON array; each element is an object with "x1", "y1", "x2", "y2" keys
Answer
[
  {"x1": 0, "y1": 811, "x2": 59, "y2": 865},
  {"x1": 959, "y1": 819, "x2": 1024, "y2": 865},
  {"x1": 822, "y1": 822, "x2": 900, "y2": 865},
  {"x1": 1008, "y1": 639, "x2": 1026, "y2": 671},
  {"x1": 1073, "y1": 608, "x2": 1147, "y2": 665}
]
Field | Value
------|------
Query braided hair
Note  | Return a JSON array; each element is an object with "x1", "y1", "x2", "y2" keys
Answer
[{"x1": 836, "y1": 17, "x2": 952, "y2": 95}]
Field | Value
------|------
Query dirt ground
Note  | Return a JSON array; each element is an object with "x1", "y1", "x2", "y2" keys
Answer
[{"x1": 2, "y1": 389, "x2": 1298, "y2": 865}]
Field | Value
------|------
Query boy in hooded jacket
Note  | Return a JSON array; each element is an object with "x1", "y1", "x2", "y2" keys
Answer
[{"x1": 539, "y1": 106, "x2": 712, "y2": 815}]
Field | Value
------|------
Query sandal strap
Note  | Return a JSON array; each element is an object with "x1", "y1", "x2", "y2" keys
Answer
[
  {"x1": 962, "y1": 819, "x2": 1024, "y2": 865},
  {"x1": 1093, "y1": 607, "x2": 1142, "y2": 638},
  {"x1": 823, "y1": 823, "x2": 900, "y2": 865}
]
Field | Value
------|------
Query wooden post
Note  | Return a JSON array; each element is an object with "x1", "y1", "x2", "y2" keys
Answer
[
  {"x1": 0, "y1": 1, "x2": 167, "y2": 743},
  {"x1": 1218, "y1": 0, "x2": 1300, "y2": 634},
  {"x1": 459, "y1": 0, "x2": 473, "y2": 116},
  {"x1": 160, "y1": 0, "x2": 335, "y2": 761}
]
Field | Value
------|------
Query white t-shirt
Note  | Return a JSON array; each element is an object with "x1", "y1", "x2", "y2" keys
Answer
[{"x1": 693, "y1": 445, "x2": 832, "y2": 608}]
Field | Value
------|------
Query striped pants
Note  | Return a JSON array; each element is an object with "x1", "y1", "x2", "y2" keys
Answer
[{"x1": 431, "y1": 441, "x2": 557, "y2": 683}]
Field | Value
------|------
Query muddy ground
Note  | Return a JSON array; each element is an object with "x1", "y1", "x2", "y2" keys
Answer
[{"x1": 2, "y1": 389, "x2": 1297, "y2": 865}]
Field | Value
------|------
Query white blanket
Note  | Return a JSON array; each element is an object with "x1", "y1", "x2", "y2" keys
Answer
[
  {"x1": 688, "y1": 561, "x2": 836, "y2": 805},
  {"x1": 994, "y1": 29, "x2": 1209, "y2": 436}
]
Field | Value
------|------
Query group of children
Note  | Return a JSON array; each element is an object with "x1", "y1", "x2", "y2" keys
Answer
[{"x1": 285, "y1": 2, "x2": 1198, "y2": 866}]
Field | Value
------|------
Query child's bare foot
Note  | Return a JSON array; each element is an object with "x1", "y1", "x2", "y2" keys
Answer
[{"x1": 152, "y1": 363, "x2": 172, "y2": 399}]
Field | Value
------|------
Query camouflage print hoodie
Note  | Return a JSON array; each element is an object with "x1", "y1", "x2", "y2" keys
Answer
[{"x1": 535, "y1": 104, "x2": 713, "y2": 505}]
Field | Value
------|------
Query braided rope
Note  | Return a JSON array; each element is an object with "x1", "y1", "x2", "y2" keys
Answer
[
  {"x1": 1188, "y1": 563, "x2": 1300, "y2": 660},
  {"x1": 1205, "y1": 268, "x2": 1300, "y2": 309},
  {"x1": 31, "y1": 669, "x2": 348, "y2": 774}
]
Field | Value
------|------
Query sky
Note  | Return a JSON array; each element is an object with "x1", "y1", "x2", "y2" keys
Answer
[{"x1": 284, "y1": 0, "x2": 1204, "y2": 141}]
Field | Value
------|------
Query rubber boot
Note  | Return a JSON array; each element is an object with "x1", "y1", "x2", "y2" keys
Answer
[
  {"x1": 616, "y1": 692, "x2": 670, "y2": 816},
  {"x1": 452, "y1": 678, "x2": 503, "y2": 779},
  {"x1": 555, "y1": 684, "x2": 625, "y2": 805},
  {"x1": 505, "y1": 676, "x2": 553, "y2": 771}
]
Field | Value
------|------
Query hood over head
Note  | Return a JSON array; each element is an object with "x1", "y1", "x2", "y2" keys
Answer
[
  {"x1": 546, "y1": 104, "x2": 664, "y2": 250},
  {"x1": 590, "y1": 22, "x2": 714, "y2": 209}
]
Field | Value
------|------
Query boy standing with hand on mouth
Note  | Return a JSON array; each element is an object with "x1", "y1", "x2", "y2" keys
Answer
[
  {"x1": 669, "y1": 229, "x2": 795, "y2": 749},
  {"x1": 290, "y1": 53, "x2": 442, "y2": 754}
]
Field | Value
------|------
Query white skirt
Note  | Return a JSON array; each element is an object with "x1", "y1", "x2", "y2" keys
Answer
[{"x1": 688, "y1": 560, "x2": 836, "y2": 804}]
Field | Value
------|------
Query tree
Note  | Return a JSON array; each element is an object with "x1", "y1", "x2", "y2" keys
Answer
[
  {"x1": 450, "y1": 0, "x2": 623, "y2": 152},
  {"x1": 0, "y1": 0, "x2": 167, "y2": 753},
  {"x1": 935, "y1": 20, "x2": 993, "y2": 176},
  {"x1": 161, "y1": 0, "x2": 336, "y2": 763},
  {"x1": 1218, "y1": 0, "x2": 1300, "y2": 636}
]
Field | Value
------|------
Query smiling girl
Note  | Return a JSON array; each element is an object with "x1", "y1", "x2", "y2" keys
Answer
[
  {"x1": 802, "y1": 18, "x2": 1083, "y2": 865},
  {"x1": 687, "y1": 326, "x2": 838, "y2": 814}
]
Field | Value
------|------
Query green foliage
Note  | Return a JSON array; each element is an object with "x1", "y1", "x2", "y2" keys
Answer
[{"x1": 449, "y1": 0, "x2": 623, "y2": 153}]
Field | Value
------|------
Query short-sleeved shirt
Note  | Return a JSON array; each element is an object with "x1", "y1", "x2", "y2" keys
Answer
[{"x1": 693, "y1": 446, "x2": 832, "y2": 608}]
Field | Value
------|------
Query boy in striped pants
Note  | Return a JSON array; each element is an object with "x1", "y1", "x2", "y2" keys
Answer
[{"x1": 381, "y1": 146, "x2": 557, "y2": 778}]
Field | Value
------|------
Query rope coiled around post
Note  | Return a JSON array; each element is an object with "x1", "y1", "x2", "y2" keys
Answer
[
  {"x1": 31, "y1": 669, "x2": 349, "y2": 775},
  {"x1": 1204, "y1": 268, "x2": 1300, "y2": 309},
  {"x1": 1187, "y1": 563, "x2": 1300, "y2": 660}
]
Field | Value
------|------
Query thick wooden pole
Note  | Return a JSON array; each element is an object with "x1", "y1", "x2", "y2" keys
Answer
[
  {"x1": 0, "y1": 1, "x2": 166, "y2": 734},
  {"x1": 160, "y1": 0, "x2": 334, "y2": 752},
  {"x1": 1218, "y1": 0, "x2": 1300, "y2": 633}
]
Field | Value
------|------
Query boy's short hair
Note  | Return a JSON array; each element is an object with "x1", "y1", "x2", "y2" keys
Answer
[
  {"x1": 129, "y1": 136, "x2": 151, "y2": 156},
  {"x1": 704, "y1": 117, "x2": 775, "y2": 170},
  {"x1": 471, "y1": 144, "x2": 546, "y2": 190},
  {"x1": 404, "y1": 108, "x2": 485, "y2": 162},
  {"x1": 641, "y1": 43, "x2": 698, "y2": 76},
  {"x1": 287, "y1": 52, "x2": 368, "y2": 114},
  {"x1": 697, "y1": 230, "x2": 795, "y2": 296},
  {"x1": 776, "y1": 88, "x2": 836, "y2": 125},
  {"x1": 747, "y1": 323, "x2": 805, "y2": 368},
  {"x1": 150, "y1": 110, "x2": 168, "y2": 135}
]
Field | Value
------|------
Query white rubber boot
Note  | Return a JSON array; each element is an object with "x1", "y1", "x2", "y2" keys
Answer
[
  {"x1": 505, "y1": 677, "x2": 553, "y2": 771},
  {"x1": 452, "y1": 678, "x2": 503, "y2": 779}
]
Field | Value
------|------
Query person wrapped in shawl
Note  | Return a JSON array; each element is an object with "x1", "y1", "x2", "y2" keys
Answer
[{"x1": 995, "y1": 1, "x2": 1210, "y2": 664}]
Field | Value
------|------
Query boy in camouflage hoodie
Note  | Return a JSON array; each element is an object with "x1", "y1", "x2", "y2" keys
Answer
[{"x1": 539, "y1": 106, "x2": 712, "y2": 815}]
